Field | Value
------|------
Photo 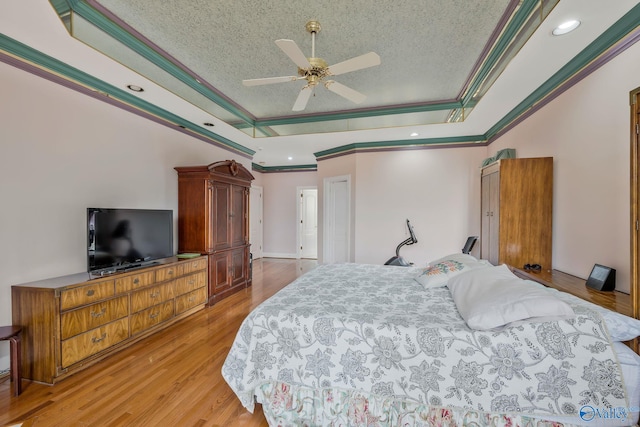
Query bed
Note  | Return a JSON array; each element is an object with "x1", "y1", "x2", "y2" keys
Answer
[{"x1": 222, "y1": 254, "x2": 640, "y2": 426}]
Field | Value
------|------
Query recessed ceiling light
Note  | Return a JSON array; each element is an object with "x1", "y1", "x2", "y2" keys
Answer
[
  {"x1": 203, "y1": 122, "x2": 214, "y2": 127},
  {"x1": 552, "y1": 20, "x2": 580, "y2": 36},
  {"x1": 410, "y1": 132, "x2": 419, "y2": 137},
  {"x1": 288, "y1": 156, "x2": 293, "y2": 161},
  {"x1": 126, "y1": 84, "x2": 144, "y2": 92}
]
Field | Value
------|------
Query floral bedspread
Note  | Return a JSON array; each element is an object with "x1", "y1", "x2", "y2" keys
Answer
[{"x1": 222, "y1": 263, "x2": 630, "y2": 426}]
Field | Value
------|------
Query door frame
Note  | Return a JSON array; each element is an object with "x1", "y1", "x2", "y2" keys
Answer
[
  {"x1": 297, "y1": 186, "x2": 318, "y2": 259},
  {"x1": 249, "y1": 185, "x2": 263, "y2": 259},
  {"x1": 630, "y1": 87, "x2": 639, "y2": 333},
  {"x1": 323, "y1": 175, "x2": 351, "y2": 263}
]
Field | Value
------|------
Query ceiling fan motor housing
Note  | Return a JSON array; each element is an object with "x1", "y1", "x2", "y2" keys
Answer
[{"x1": 298, "y1": 57, "x2": 329, "y2": 85}]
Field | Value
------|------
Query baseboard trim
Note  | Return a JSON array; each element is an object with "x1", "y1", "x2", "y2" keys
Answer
[{"x1": 262, "y1": 252, "x2": 297, "y2": 259}]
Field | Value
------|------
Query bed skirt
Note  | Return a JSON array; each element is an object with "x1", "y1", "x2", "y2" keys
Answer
[{"x1": 255, "y1": 380, "x2": 581, "y2": 427}]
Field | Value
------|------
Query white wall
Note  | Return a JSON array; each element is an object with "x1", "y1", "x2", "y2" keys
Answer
[
  {"x1": 488, "y1": 40, "x2": 640, "y2": 294},
  {"x1": 261, "y1": 171, "x2": 318, "y2": 257},
  {"x1": 354, "y1": 147, "x2": 486, "y2": 265},
  {"x1": 0, "y1": 61, "x2": 251, "y2": 371}
]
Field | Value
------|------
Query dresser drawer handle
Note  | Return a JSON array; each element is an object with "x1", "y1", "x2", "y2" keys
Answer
[
  {"x1": 167, "y1": 270, "x2": 174, "y2": 276},
  {"x1": 150, "y1": 291, "x2": 160, "y2": 298},
  {"x1": 133, "y1": 278, "x2": 140, "y2": 284},
  {"x1": 188, "y1": 296, "x2": 196, "y2": 302},
  {"x1": 188, "y1": 279, "x2": 195, "y2": 285},
  {"x1": 86, "y1": 289, "x2": 95, "y2": 297},
  {"x1": 90, "y1": 308, "x2": 107, "y2": 318},
  {"x1": 149, "y1": 312, "x2": 160, "y2": 319},
  {"x1": 92, "y1": 333, "x2": 107, "y2": 343}
]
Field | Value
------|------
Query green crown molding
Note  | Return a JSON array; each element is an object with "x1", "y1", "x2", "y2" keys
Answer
[
  {"x1": 4, "y1": 2, "x2": 639, "y2": 164},
  {"x1": 59, "y1": 0, "x2": 256, "y2": 127},
  {"x1": 315, "y1": 3, "x2": 640, "y2": 160},
  {"x1": 486, "y1": 3, "x2": 640, "y2": 140},
  {"x1": 254, "y1": 101, "x2": 463, "y2": 128},
  {"x1": 50, "y1": 0, "x2": 542, "y2": 132},
  {"x1": 314, "y1": 135, "x2": 486, "y2": 160},
  {"x1": 0, "y1": 34, "x2": 255, "y2": 157},
  {"x1": 460, "y1": 0, "x2": 542, "y2": 107},
  {"x1": 252, "y1": 163, "x2": 317, "y2": 173}
]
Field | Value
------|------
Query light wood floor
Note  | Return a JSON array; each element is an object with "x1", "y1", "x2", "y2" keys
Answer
[{"x1": 0, "y1": 258, "x2": 318, "y2": 427}]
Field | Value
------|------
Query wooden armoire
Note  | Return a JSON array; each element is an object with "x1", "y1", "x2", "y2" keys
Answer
[
  {"x1": 480, "y1": 157, "x2": 553, "y2": 271},
  {"x1": 175, "y1": 160, "x2": 254, "y2": 305}
]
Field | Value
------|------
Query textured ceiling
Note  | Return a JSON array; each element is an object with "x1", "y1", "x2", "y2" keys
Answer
[
  {"x1": 2, "y1": 1, "x2": 639, "y2": 166},
  {"x1": 93, "y1": 0, "x2": 511, "y2": 118}
]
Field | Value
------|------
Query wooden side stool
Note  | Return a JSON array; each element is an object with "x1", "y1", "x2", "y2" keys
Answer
[{"x1": 0, "y1": 326, "x2": 22, "y2": 396}]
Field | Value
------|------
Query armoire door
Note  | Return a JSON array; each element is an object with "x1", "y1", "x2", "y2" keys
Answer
[
  {"x1": 230, "y1": 185, "x2": 247, "y2": 247},
  {"x1": 212, "y1": 182, "x2": 232, "y2": 250},
  {"x1": 481, "y1": 171, "x2": 500, "y2": 265}
]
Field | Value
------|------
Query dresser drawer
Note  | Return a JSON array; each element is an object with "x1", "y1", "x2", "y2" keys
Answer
[
  {"x1": 131, "y1": 282, "x2": 174, "y2": 313},
  {"x1": 174, "y1": 272, "x2": 206, "y2": 296},
  {"x1": 130, "y1": 301, "x2": 174, "y2": 335},
  {"x1": 60, "y1": 280, "x2": 115, "y2": 311},
  {"x1": 61, "y1": 318, "x2": 129, "y2": 367},
  {"x1": 155, "y1": 264, "x2": 184, "y2": 282},
  {"x1": 60, "y1": 296, "x2": 128, "y2": 340},
  {"x1": 183, "y1": 257, "x2": 207, "y2": 274},
  {"x1": 175, "y1": 287, "x2": 207, "y2": 315},
  {"x1": 115, "y1": 271, "x2": 156, "y2": 293}
]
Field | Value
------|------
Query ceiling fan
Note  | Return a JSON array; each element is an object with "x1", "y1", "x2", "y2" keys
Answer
[{"x1": 242, "y1": 20, "x2": 381, "y2": 111}]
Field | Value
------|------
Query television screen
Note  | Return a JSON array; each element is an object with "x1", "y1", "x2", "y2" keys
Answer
[{"x1": 87, "y1": 208, "x2": 174, "y2": 274}]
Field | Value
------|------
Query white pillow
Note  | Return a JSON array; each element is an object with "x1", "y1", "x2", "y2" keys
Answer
[{"x1": 447, "y1": 264, "x2": 575, "y2": 330}]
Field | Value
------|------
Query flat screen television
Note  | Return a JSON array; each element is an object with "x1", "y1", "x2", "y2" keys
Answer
[{"x1": 87, "y1": 208, "x2": 174, "y2": 275}]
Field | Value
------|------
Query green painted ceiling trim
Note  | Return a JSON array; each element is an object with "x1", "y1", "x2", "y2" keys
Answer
[
  {"x1": 253, "y1": 101, "x2": 463, "y2": 127},
  {"x1": 461, "y1": 0, "x2": 541, "y2": 107},
  {"x1": 0, "y1": 34, "x2": 255, "y2": 156},
  {"x1": 485, "y1": 2, "x2": 640, "y2": 139},
  {"x1": 252, "y1": 163, "x2": 317, "y2": 173},
  {"x1": 314, "y1": 135, "x2": 486, "y2": 158},
  {"x1": 50, "y1": 0, "x2": 71, "y2": 16},
  {"x1": 59, "y1": 0, "x2": 256, "y2": 127}
]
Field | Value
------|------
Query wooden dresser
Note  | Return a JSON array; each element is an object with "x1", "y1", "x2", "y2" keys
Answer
[
  {"x1": 11, "y1": 256, "x2": 207, "y2": 384},
  {"x1": 175, "y1": 160, "x2": 254, "y2": 305}
]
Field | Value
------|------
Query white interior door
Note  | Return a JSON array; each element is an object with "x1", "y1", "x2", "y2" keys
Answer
[
  {"x1": 249, "y1": 186, "x2": 263, "y2": 259},
  {"x1": 324, "y1": 176, "x2": 350, "y2": 263},
  {"x1": 298, "y1": 187, "x2": 318, "y2": 259}
]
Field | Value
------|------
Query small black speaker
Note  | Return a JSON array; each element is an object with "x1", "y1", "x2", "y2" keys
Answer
[{"x1": 585, "y1": 264, "x2": 616, "y2": 291}]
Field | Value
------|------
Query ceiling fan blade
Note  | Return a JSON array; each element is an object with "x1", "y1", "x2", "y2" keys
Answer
[
  {"x1": 327, "y1": 52, "x2": 381, "y2": 76},
  {"x1": 324, "y1": 81, "x2": 366, "y2": 104},
  {"x1": 292, "y1": 86, "x2": 314, "y2": 111},
  {"x1": 243, "y1": 76, "x2": 299, "y2": 86},
  {"x1": 275, "y1": 39, "x2": 311, "y2": 69}
]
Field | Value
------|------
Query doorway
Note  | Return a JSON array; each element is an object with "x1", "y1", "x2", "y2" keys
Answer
[
  {"x1": 297, "y1": 187, "x2": 318, "y2": 259},
  {"x1": 323, "y1": 175, "x2": 351, "y2": 264}
]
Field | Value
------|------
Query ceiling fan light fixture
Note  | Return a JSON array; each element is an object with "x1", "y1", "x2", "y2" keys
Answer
[
  {"x1": 242, "y1": 20, "x2": 380, "y2": 111},
  {"x1": 552, "y1": 20, "x2": 580, "y2": 36}
]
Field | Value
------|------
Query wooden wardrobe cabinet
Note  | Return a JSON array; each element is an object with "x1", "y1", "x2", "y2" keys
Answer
[
  {"x1": 175, "y1": 160, "x2": 254, "y2": 305},
  {"x1": 480, "y1": 157, "x2": 553, "y2": 271}
]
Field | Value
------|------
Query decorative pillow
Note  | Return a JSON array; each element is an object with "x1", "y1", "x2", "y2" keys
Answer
[
  {"x1": 414, "y1": 260, "x2": 470, "y2": 289},
  {"x1": 447, "y1": 264, "x2": 575, "y2": 330},
  {"x1": 428, "y1": 253, "x2": 485, "y2": 267}
]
